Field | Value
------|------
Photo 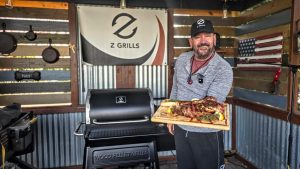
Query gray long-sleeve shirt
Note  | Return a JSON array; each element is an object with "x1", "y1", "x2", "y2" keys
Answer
[{"x1": 170, "y1": 51, "x2": 233, "y2": 132}]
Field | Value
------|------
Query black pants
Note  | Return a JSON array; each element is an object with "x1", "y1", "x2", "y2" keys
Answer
[{"x1": 174, "y1": 125, "x2": 225, "y2": 169}]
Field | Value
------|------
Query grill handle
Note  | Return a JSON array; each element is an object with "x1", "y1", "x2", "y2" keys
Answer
[
  {"x1": 73, "y1": 122, "x2": 85, "y2": 136},
  {"x1": 92, "y1": 116, "x2": 149, "y2": 125}
]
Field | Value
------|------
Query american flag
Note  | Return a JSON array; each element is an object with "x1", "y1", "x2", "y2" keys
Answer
[{"x1": 237, "y1": 32, "x2": 283, "y2": 71}]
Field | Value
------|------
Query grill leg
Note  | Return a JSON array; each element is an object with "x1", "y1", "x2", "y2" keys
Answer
[
  {"x1": 83, "y1": 142, "x2": 88, "y2": 169},
  {"x1": 153, "y1": 140, "x2": 160, "y2": 169}
]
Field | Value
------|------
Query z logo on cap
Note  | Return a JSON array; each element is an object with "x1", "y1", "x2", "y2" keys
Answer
[{"x1": 197, "y1": 19, "x2": 205, "y2": 27}]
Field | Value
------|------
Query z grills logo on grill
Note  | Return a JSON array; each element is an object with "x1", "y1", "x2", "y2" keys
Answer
[{"x1": 116, "y1": 96, "x2": 126, "y2": 104}]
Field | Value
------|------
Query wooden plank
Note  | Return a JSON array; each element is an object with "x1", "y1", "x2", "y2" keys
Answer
[
  {"x1": 0, "y1": 58, "x2": 70, "y2": 68},
  {"x1": 216, "y1": 48, "x2": 238, "y2": 57},
  {"x1": 174, "y1": 37, "x2": 235, "y2": 48},
  {"x1": 0, "y1": 93, "x2": 71, "y2": 106},
  {"x1": 234, "y1": 78, "x2": 287, "y2": 95},
  {"x1": 174, "y1": 47, "x2": 237, "y2": 58},
  {"x1": 0, "y1": 19, "x2": 69, "y2": 32},
  {"x1": 0, "y1": 82, "x2": 70, "y2": 94},
  {"x1": 0, "y1": 70, "x2": 70, "y2": 81},
  {"x1": 0, "y1": 1, "x2": 68, "y2": 10},
  {"x1": 234, "y1": 98, "x2": 300, "y2": 125},
  {"x1": 236, "y1": 9, "x2": 290, "y2": 36},
  {"x1": 9, "y1": 46, "x2": 69, "y2": 56},
  {"x1": 289, "y1": 0, "x2": 300, "y2": 112},
  {"x1": 168, "y1": 9, "x2": 175, "y2": 96},
  {"x1": 12, "y1": 33, "x2": 69, "y2": 44},
  {"x1": 0, "y1": 7, "x2": 68, "y2": 19},
  {"x1": 22, "y1": 106, "x2": 85, "y2": 115},
  {"x1": 174, "y1": 9, "x2": 240, "y2": 17},
  {"x1": 116, "y1": 66, "x2": 135, "y2": 88},
  {"x1": 233, "y1": 68, "x2": 289, "y2": 82},
  {"x1": 238, "y1": 24, "x2": 290, "y2": 39},
  {"x1": 174, "y1": 16, "x2": 244, "y2": 26},
  {"x1": 234, "y1": 88, "x2": 287, "y2": 108},
  {"x1": 239, "y1": 0, "x2": 292, "y2": 23},
  {"x1": 152, "y1": 106, "x2": 230, "y2": 130},
  {"x1": 68, "y1": 3, "x2": 79, "y2": 106},
  {"x1": 174, "y1": 26, "x2": 236, "y2": 37}
]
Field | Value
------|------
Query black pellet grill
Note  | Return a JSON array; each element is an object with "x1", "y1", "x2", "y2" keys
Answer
[{"x1": 75, "y1": 88, "x2": 167, "y2": 169}]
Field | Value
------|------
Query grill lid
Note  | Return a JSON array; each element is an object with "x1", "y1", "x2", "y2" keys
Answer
[{"x1": 86, "y1": 88, "x2": 154, "y2": 124}]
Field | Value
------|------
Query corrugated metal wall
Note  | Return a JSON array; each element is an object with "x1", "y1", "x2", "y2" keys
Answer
[
  {"x1": 18, "y1": 112, "x2": 85, "y2": 168},
  {"x1": 135, "y1": 65, "x2": 168, "y2": 104},
  {"x1": 80, "y1": 64, "x2": 168, "y2": 104},
  {"x1": 224, "y1": 103, "x2": 233, "y2": 151},
  {"x1": 236, "y1": 106, "x2": 300, "y2": 169},
  {"x1": 80, "y1": 64, "x2": 116, "y2": 103}
]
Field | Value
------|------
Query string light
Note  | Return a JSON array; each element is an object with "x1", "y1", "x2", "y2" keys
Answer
[
  {"x1": 120, "y1": 0, "x2": 126, "y2": 9},
  {"x1": 223, "y1": 0, "x2": 228, "y2": 19}
]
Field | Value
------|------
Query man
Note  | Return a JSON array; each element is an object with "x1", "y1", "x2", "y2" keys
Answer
[{"x1": 167, "y1": 19, "x2": 233, "y2": 169}]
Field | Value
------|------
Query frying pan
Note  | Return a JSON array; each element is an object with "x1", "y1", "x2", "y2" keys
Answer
[
  {"x1": 25, "y1": 25, "x2": 37, "y2": 41},
  {"x1": 0, "y1": 23, "x2": 17, "y2": 55},
  {"x1": 42, "y1": 38, "x2": 60, "y2": 63}
]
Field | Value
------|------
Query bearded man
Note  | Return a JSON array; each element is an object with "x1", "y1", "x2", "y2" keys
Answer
[{"x1": 167, "y1": 19, "x2": 233, "y2": 169}]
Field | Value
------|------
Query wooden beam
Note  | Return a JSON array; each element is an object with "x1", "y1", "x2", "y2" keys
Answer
[
  {"x1": 234, "y1": 98, "x2": 300, "y2": 125},
  {"x1": 174, "y1": 47, "x2": 237, "y2": 58},
  {"x1": 234, "y1": 68, "x2": 289, "y2": 82},
  {"x1": 0, "y1": 7, "x2": 68, "y2": 19},
  {"x1": 68, "y1": 3, "x2": 79, "y2": 106},
  {"x1": 239, "y1": 0, "x2": 292, "y2": 24},
  {"x1": 0, "y1": 0, "x2": 68, "y2": 9},
  {"x1": 288, "y1": 0, "x2": 300, "y2": 113},
  {"x1": 238, "y1": 24, "x2": 290, "y2": 39},
  {"x1": 234, "y1": 78, "x2": 288, "y2": 95},
  {"x1": 0, "y1": 93, "x2": 71, "y2": 106},
  {"x1": 174, "y1": 26, "x2": 236, "y2": 37},
  {"x1": 22, "y1": 106, "x2": 85, "y2": 115},
  {"x1": 174, "y1": 9, "x2": 240, "y2": 17},
  {"x1": 168, "y1": 9, "x2": 174, "y2": 97},
  {"x1": 0, "y1": 58, "x2": 70, "y2": 69}
]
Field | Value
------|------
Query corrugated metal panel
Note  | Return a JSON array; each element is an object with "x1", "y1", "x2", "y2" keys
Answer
[
  {"x1": 224, "y1": 103, "x2": 232, "y2": 151},
  {"x1": 236, "y1": 106, "x2": 300, "y2": 169},
  {"x1": 18, "y1": 112, "x2": 85, "y2": 168},
  {"x1": 135, "y1": 65, "x2": 168, "y2": 105},
  {"x1": 80, "y1": 64, "x2": 116, "y2": 103}
]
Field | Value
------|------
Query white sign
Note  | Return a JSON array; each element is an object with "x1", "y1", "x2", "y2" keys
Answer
[{"x1": 78, "y1": 5, "x2": 168, "y2": 65}]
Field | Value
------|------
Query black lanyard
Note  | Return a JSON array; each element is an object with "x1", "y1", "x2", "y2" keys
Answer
[{"x1": 187, "y1": 54, "x2": 213, "y2": 85}]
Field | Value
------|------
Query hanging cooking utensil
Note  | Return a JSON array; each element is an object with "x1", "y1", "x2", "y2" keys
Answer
[
  {"x1": 42, "y1": 38, "x2": 60, "y2": 63},
  {"x1": 0, "y1": 23, "x2": 17, "y2": 55},
  {"x1": 25, "y1": 25, "x2": 37, "y2": 41}
]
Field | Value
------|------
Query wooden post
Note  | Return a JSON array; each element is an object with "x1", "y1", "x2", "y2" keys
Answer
[{"x1": 68, "y1": 3, "x2": 79, "y2": 106}]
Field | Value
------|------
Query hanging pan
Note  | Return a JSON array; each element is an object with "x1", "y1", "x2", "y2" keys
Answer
[
  {"x1": 42, "y1": 38, "x2": 60, "y2": 63},
  {"x1": 0, "y1": 23, "x2": 17, "y2": 55},
  {"x1": 25, "y1": 25, "x2": 37, "y2": 41}
]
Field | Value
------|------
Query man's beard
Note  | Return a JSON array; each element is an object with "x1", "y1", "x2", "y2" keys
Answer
[{"x1": 193, "y1": 44, "x2": 214, "y2": 59}]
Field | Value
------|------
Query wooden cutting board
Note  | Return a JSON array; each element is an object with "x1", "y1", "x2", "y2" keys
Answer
[{"x1": 151, "y1": 105, "x2": 230, "y2": 131}]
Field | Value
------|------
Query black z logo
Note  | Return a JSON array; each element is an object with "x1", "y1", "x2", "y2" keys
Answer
[{"x1": 112, "y1": 13, "x2": 137, "y2": 39}]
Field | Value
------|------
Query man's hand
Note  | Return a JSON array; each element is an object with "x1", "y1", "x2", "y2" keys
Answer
[{"x1": 167, "y1": 124, "x2": 174, "y2": 135}]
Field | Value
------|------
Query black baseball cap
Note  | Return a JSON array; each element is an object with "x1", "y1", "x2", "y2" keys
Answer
[{"x1": 191, "y1": 19, "x2": 215, "y2": 37}]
